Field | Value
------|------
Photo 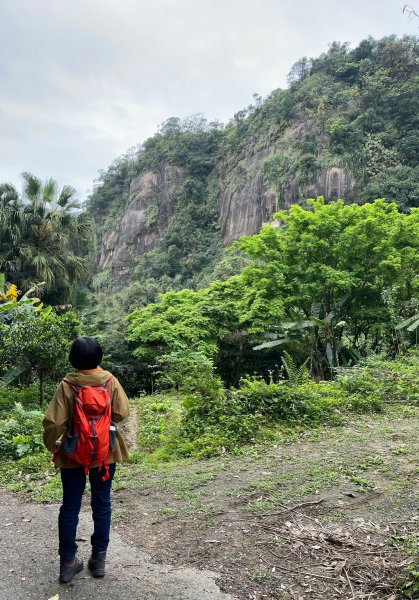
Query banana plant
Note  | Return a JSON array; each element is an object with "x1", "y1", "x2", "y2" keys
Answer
[
  {"x1": 0, "y1": 273, "x2": 51, "y2": 386},
  {"x1": 0, "y1": 273, "x2": 50, "y2": 323},
  {"x1": 253, "y1": 293, "x2": 360, "y2": 379},
  {"x1": 308, "y1": 293, "x2": 351, "y2": 372},
  {"x1": 252, "y1": 318, "x2": 314, "y2": 351},
  {"x1": 396, "y1": 313, "x2": 419, "y2": 345}
]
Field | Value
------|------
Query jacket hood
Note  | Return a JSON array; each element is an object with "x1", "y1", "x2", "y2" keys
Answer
[{"x1": 64, "y1": 368, "x2": 113, "y2": 387}]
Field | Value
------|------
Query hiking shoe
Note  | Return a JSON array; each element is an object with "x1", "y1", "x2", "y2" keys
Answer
[
  {"x1": 59, "y1": 557, "x2": 83, "y2": 583},
  {"x1": 88, "y1": 551, "x2": 106, "y2": 577}
]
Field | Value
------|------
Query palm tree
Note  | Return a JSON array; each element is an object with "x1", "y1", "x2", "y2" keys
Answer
[{"x1": 0, "y1": 172, "x2": 93, "y2": 303}]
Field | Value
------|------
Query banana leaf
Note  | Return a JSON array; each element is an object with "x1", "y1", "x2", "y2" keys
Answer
[
  {"x1": 396, "y1": 313, "x2": 419, "y2": 330},
  {"x1": 1, "y1": 366, "x2": 26, "y2": 386}
]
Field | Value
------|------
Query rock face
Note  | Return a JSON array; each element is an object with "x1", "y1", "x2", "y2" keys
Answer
[
  {"x1": 99, "y1": 164, "x2": 183, "y2": 282},
  {"x1": 219, "y1": 149, "x2": 278, "y2": 247},
  {"x1": 303, "y1": 166, "x2": 356, "y2": 204},
  {"x1": 98, "y1": 149, "x2": 355, "y2": 280},
  {"x1": 219, "y1": 150, "x2": 355, "y2": 246}
]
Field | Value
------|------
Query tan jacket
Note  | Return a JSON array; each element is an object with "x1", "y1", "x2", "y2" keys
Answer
[{"x1": 43, "y1": 368, "x2": 130, "y2": 468}]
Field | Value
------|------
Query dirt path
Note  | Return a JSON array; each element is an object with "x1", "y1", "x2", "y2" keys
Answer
[{"x1": 0, "y1": 490, "x2": 234, "y2": 600}]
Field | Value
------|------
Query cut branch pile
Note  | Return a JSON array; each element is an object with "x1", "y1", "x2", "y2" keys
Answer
[{"x1": 250, "y1": 503, "x2": 417, "y2": 599}]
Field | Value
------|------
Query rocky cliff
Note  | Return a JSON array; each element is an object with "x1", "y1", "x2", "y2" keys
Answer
[
  {"x1": 218, "y1": 147, "x2": 355, "y2": 246},
  {"x1": 98, "y1": 144, "x2": 355, "y2": 280},
  {"x1": 98, "y1": 164, "x2": 183, "y2": 281}
]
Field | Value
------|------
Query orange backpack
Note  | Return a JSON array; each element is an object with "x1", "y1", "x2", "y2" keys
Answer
[{"x1": 59, "y1": 377, "x2": 115, "y2": 480}]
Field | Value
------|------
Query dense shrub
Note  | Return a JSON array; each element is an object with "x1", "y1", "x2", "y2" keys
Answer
[
  {"x1": 336, "y1": 350, "x2": 419, "y2": 407},
  {"x1": 0, "y1": 403, "x2": 44, "y2": 458},
  {"x1": 0, "y1": 382, "x2": 56, "y2": 412},
  {"x1": 230, "y1": 377, "x2": 382, "y2": 425},
  {"x1": 137, "y1": 394, "x2": 180, "y2": 452},
  {"x1": 137, "y1": 387, "x2": 263, "y2": 460},
  {"x1": 138, "y1": 350, "x2": 419, "y2": 460},
  {"x1": 174, "y1": 392, "x2": 262, "y2": 458}
]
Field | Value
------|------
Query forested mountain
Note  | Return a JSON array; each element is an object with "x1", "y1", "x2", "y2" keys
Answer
[
  {"x1": 87, "y1": 35, "x2": 419, "y2": 301},
  {"x1": 2, "y1": 28, "x2": 419, "y2": 600}
]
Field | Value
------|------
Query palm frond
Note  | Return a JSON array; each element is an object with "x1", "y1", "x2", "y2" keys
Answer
[
  {"x1": 57, "y1": 185, "x2": 77, "y2": 207},
  {"x1": 42, "y1": 178, "x2": 57, "y2": 203},
  {"x1": 1, "y1": 172, "x2": 91, "y2": 302},
  {"x1": 21, "y1": 172, "x2": 42, "y2": 203},
  {"x1": 0, "y1": 183, "x2": 19, "y2": 204}
]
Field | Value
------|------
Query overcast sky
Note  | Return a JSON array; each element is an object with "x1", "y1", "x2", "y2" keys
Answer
[{"x1": 0, "y1": 0, "x2": 417, "y2": 200}]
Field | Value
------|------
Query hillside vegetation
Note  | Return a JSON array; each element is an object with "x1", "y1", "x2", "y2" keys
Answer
[{"x1": 87, "y1": 35, "x2": 419, "y2": 298}]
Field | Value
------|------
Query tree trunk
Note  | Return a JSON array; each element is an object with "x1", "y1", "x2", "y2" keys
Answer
[
  {"x1": 39, "y1": 371, "x2": 45, "y2": 406},
  {"x1": 331, "y1": 333, "x2": 339, "y2": 371}
]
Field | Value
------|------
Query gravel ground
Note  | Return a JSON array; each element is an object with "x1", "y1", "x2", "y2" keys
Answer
[{"x1": 0, "y1": 490, "x2": 234, "y2": 600}]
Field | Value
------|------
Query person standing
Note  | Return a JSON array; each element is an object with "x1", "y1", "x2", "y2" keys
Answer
[{"x1": 43, "y1": 336, "x2": 130, "y2": 583}]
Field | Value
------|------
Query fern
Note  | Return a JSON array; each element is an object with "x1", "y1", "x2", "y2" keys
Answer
[{"x1": 282, "y1": 351, "x2": 309, "y2": 386}]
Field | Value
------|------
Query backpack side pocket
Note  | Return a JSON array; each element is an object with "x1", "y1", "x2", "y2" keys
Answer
[
  {"x1": 109, "y1": 423, "x2": 117, "y2": 452},
  {"x1": 63, "y1": 432, "x2": 79, "y2": 455}
]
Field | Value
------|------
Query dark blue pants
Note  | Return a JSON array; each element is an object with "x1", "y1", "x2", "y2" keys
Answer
[{"x1": 58, "y1": 464, "x2": 116, "y2": 563}]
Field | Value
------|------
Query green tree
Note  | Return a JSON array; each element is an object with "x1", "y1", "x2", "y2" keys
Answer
[
  {"x1": 359, "y1": 165, "x2": 419, "y2": 209},
  {"x1": 126, "y1": 247, "x2": 286, "y2": 388},
  {"x1": 237, "y1": 198, "x2": 419, "y2": 376},
  {"x1": 0, "y1": 173, "x2": 92, "y2": 303},
  {"x1": 0, "y1": 311, "x2": 81, "y2": 405},
  {"x1": 123, "y1": 198, "x2": 419, "y2": 386},
  {"x1": 127, "y1": 288, "x2": 218, "y2": 362}
]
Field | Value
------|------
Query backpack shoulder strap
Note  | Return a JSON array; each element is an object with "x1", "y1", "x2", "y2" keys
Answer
[
  {"x1": 63, "y1": 379, "x2": 81, "y2": 394},
  {"x1": 103, "y1": 375, "x2": 114, "y2": 389}
]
